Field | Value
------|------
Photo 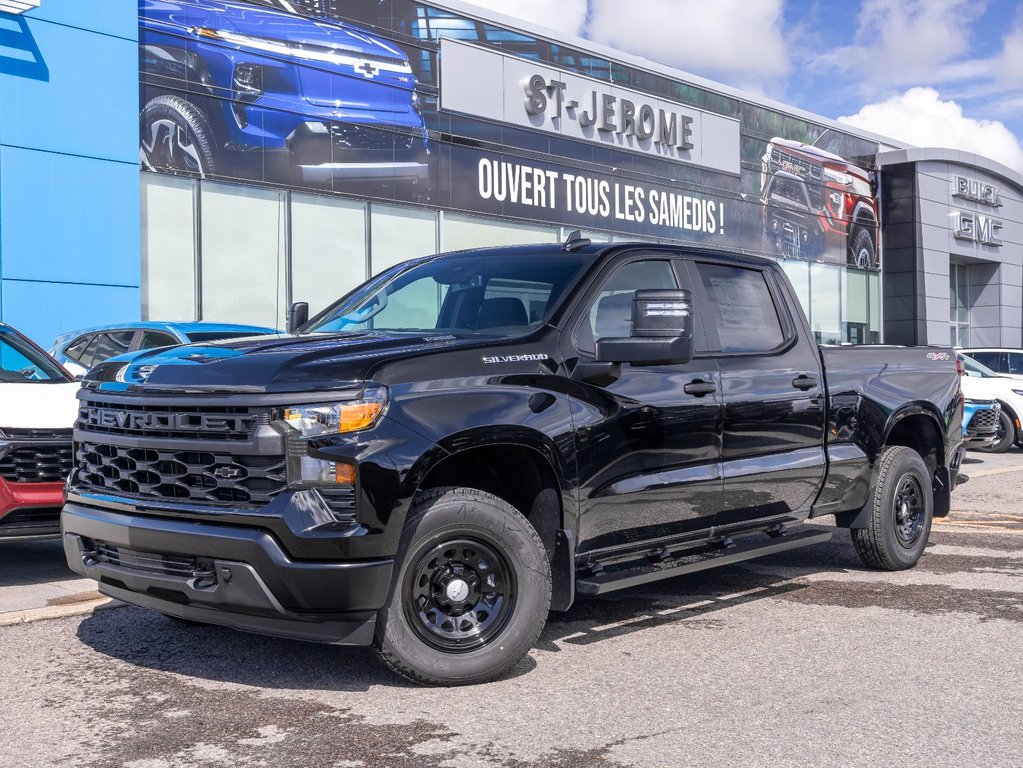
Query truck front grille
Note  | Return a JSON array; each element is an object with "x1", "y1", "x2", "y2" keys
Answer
[
  {"x1": 76, "y1": 400, "x2": 266, "y2": 442},
  {"x1": 969, "y1": 408, "x2": 1000, "y2": 433},
  {"x1": 0, "y1": 429, "x2": 73, "y2": 483},
  {"x1": 76, "y1": 441, "x2": 287, "y2": 505}
]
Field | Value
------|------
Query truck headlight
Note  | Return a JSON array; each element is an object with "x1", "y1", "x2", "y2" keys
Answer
[{"x1": 282, "y1": 388, "x2": 387, "y2": 438}]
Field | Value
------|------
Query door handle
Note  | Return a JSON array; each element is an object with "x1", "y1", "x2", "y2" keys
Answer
[
  {"x1": 684, "y1": 379, "x2": 716, "y2": 396},
  {"x1": 792, "y1": 374, "x2": 817, "y2": 391}
]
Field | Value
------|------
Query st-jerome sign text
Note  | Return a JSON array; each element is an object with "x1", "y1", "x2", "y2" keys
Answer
[{"x1": 439, "y1": 38, "x2": 740, "y2": 176}]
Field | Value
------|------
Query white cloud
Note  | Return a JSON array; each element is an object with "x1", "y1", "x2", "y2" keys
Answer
[
  {"x1": 585, "y1": 0, "x2": 790, "y2": 90},
  {"x1": 838, "y1": 87, "x2": 1023, "y2": 173},
  {"x1": 461, "y1": 0, "x2": 588, "y2": 39}
]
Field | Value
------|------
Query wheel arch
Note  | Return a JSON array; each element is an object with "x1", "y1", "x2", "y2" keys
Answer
[
  {"x1": 882, "y1": 407, "x2": 950, "y2": 518},
  {"x1": 407, "y1": 429, "x2": 574, "y2": 611}
]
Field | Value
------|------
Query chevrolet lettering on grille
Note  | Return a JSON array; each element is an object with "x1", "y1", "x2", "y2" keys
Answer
[{"x1": 84, "y1": 408, "x2": 250, "y2": 433}]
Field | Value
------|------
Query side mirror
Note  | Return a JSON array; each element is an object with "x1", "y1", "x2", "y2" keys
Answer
[
  {"x1": 595, "y1": 289, "x2": 694, "y2": 366},
  {"x1": 287, "y1": 301, "x2": 309, "y2": 333}
]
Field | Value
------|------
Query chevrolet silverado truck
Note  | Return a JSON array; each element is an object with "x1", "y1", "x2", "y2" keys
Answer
[{"x1": 63, "y1": 235, "x2": 964, "y2": 685}]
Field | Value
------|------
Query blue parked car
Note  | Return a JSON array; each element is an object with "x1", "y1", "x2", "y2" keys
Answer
[
  {"x1": 962, "y1": 398, "x2": 1001, "y2": 450},
  {"x1": 138, "y1": 0, "x2": 429, "y2": 187},
  {"x1": 50, "y1": 321, "x2": 276, "y2": 377}
]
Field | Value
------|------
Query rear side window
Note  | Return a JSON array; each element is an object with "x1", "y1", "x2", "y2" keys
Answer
[
  {"x1": 80, "y1": 331, "x2": 134, "y2": 368},
  {"x1": 63, "y1": 335, "x2": 92, "y2": 362},
  {"x1": 969, "y1": 351, "x2": 1002, "y2": 371},
  {"x1": 1008, "y1": 353, "x2": 1023, "y2": 375},
  {"x1": 139, "y1": 331, "x2": 178, "y2": 349},
  {"x1": 696, "y1": 263, "x2": 785, "y2": 353}
]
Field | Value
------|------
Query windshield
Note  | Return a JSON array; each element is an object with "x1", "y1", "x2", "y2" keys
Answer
[
  {"x1": 0, "y1": 328, "x2": 70, "y2": 382},
  {"x1": 961, "y1": 353, "x2": 1000, "y2": 378},
  {"x1": 307, "y1": 252, "x2": 589, "y2": 337}
]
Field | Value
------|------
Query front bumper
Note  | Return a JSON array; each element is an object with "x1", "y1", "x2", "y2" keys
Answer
[
  {"x1": 62, "y1": 501, "x2": 394, "y2": 645},
  {"x1": 286, "y1": 121, "x2": 429, "y2": 183},
  {"x1": 0, "y1": 479, "x2": 63, "y2": 537}
]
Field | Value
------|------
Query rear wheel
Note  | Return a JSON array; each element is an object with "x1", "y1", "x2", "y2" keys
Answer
[
  {"x1": 852, "y1": 446, "x2": 933, "y2": 570},
  {"x1": 975, "y1": 409, "x2": 1016, "y2": 454},
  {"x1": 849, "y1": 227, "x2": 876, "y2": 269},
  {"x1": 374, "y1": 487, "x2": 551, "y2": 686}
]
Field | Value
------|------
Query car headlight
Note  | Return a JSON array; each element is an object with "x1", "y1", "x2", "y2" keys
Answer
[
  {"x1": 282, "y1": 388, "x2": 387, "y2": 438},
  {"x1": 823, "y1": 168, "x2": 853, "y2": 186},
  {"x1": 191, "y1": 27, "x2": 413, "y2": 74},
  {"x1": 1013, "y1": 389, "x2": 1023, "y2": 397}
]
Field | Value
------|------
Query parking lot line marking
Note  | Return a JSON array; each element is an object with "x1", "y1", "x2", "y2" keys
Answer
[{"x1": 961, "y1": 464, "x2": 1023, "y2": 478}]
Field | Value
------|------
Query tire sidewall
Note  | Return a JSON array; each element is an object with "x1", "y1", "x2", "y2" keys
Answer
[
  {"x1": 376, "y1": 490, "x2": 551, "y2": 685},
  {"x1": 140, "y1": 95, "x2": 217, "y2": 177},
  {"x1": 879, "y1": 451, "x2": 933, "y2": 567}
]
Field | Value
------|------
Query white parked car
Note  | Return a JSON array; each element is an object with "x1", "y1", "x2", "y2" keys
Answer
[
  {"x1": 958, "y1": 353, "x2": 1023, "y2": 453},
  {"x1": 959, "y1": 348, "x2": 1023, "y2": 382},
  {"x1": 0, "y1": 324, "x2": 80, "y2": 537}
]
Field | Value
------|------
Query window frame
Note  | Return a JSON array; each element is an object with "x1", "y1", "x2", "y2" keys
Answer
[{"x1": 685, "y1": 258, "x2": 797, "y2": 357}]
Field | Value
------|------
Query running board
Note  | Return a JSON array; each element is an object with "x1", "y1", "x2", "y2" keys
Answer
[{"x1": 576, "y1": 528, "x2": 833, "y2": 596}]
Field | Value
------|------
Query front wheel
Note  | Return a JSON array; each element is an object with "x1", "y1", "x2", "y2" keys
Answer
[
  {"x1": 140, "y1": 95, "x2": 218, "y2": 177},
  {"x1": 974, "y1": 410, "x2": 1016, "y2": 454},
  {"x1": 374, "y1": 487, "x2": 551, "y2": 686},
  {"x1": 852, "y1": 446, "x2": 933, "y2": 570}
]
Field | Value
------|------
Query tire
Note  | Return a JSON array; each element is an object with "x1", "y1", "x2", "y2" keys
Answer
[
  {"x1": 374, "y1": 487, "x2": 551, "y2": 686},
  {"x1": 852, "y1": 446, "x2": 933, "y2": 570},
  {"x1": 975, "y1": 409, "x2": 1016, "y2": 454},
  {"x1": 849, "y1": 227, "x2": 876, "y2": 270},
  {"x1": 140, "y1": 94, "x2": 218, "y2": 177}
]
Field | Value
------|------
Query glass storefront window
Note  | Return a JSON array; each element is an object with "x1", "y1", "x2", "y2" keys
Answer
[
  {"x1": 291, "y1": 193, "x2": 367, "y2": 316},
  {"x1": 810, "y1": 262, "x2": 841, "y2": 344},
  {"x1": 141, "y1": 174, "x2": 197, "y2": 321},
  {"x1": 842, "y1": 269, "x2": 868, "y2": 344},
  {"x1": 200, "y1": 182, "x2": 287, "y2": 329},
  {"x1": 950, "y1": 263, "x2": 970, "y2": 346},
  {"x1": 443, "y1": 212, "x2": 558, "y2": 251},
  {"x1": 779, "y1": 260, "x2": 810, "y2": 320},
  {"x1": 370, "y1": 203, "x2": 438, "y2": 275}
]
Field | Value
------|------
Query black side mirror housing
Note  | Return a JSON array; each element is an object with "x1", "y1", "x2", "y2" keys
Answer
[
  {"x1": 595, "y1": 289, "x2": 694, "y2": 366},
  {"x1": 287, "y1": 301, "x2": 309, "y2": 333}
]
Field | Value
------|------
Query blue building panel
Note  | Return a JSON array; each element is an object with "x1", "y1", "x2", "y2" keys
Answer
[
  {"x1": 0, "y1": 12, "x2": 138, "y2": 162},
  {"x1": 0, "y1": 1, "x2": 140, "y2": 346},
  {"x1": 0, "y1": 145, "x2": 139, "y2": 287},
  {"x1": 2, "y1": 278, "x2": 140, "y2": 349}
]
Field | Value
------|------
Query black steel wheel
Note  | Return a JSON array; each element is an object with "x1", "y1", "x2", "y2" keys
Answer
[
  {"x1": 404, "y1": 537, "x2": 515, "y2": 652},
  {"x1": 892, "y1": 475, "x2": 925, "y2": 548},
  {"x1": 974, "y1": 409, "x2": 1016, "y2": 454},
  {"x1": 375, "y1": 487, "x2": 551, "y2": 686},
  {"x1": 853, "y1": 445, "x2": 933, "y2": 570}
]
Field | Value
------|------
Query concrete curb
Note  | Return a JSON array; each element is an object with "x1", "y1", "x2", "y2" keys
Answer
[{"x1": 0, "y1": 594, "x2": 123, "y2": 627}]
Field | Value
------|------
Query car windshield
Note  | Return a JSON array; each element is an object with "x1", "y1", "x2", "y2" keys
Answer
[
  {"x1": 961, "y1": 354, "x2": 1000, "y2": 378},
  {"x1": 0, "y1": 328, "x2": 69, "y2": 382},
  {"x1": 307, "y1": 252, "x2": 588, "y2": 338}
]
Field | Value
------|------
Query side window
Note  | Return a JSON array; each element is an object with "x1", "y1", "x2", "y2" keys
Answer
[
  {"x1": 139, "y1": 331, "x2": 178, "y2": 350},
  {"x1": 696, "y1": 263, "x2": 785, "y2": 353},
  {"x1": 1008, "y1": 353, "x2": 1023, "y2": 375},
  {"x1": 575, "y1": 260, "x2": 677, "y2": 354},
  {"x1": 83, "y1": 331, "x2": 135, "y2": 367},
  {"x1": 63, "y1": 335, "x2": 92, "y2": 362},
  {"x1": 969, "y1": 351, "x2": 999, "y2": 370}
]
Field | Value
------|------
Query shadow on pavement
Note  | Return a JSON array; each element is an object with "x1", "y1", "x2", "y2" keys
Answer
[
  {"x1": 75, "y1": 525, "x2": 856, "y2": 690},
  {"x1": 0, "y1": 538, "x2": 76, "y2": 587}
]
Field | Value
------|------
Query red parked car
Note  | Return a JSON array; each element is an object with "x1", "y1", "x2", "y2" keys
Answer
[{"x1": 0, "y1": 324, "x2": 79, "y2": 538}]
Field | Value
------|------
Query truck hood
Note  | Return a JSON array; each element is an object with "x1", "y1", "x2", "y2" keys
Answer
[
  {"x1": 0, "y1": 382, "x2": 80, "y2": 431},
  {"x1": 85, "y1": 332, "x2": 490, "y2": 394}
]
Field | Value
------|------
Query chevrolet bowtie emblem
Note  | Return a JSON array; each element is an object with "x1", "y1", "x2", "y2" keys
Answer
[{"x1": 356, "y1": 61, "x2": 378, "y2": 78}]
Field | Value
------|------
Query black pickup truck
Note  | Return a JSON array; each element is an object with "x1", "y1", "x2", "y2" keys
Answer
[{"x1": 63, "y1": 236, "x2": 964, "y2": 685}]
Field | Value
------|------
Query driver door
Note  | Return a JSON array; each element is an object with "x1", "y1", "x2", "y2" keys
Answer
[{"x1": 563, "y1": 255, "x2": 723, "y2": 558}]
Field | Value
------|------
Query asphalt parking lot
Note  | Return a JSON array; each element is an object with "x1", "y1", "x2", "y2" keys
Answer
[{"x1": 1, "y1": 449, "x2": 1021, "y2": 768}]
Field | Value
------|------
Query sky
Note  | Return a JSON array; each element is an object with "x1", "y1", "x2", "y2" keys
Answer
[{"x1": 465, "y1": 0, "x2": 1023, "y2": 173}]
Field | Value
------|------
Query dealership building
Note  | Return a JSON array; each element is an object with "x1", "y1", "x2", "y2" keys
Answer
[{"x1": 1, "y1": 0, "x2": 1021, "y2": 352}]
